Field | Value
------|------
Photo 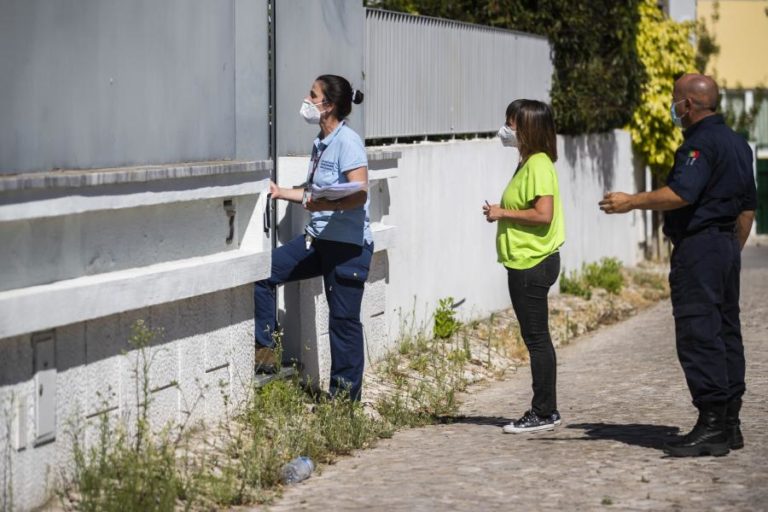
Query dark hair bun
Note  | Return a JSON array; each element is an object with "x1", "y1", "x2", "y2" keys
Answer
[{"x1": 352, "y1": 89, "x2": 364, "y2": 105}]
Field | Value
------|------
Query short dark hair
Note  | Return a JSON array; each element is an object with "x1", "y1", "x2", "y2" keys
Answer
[
  {"x1": 316, "y1": 74, "x2": 364, "y2": 120},
  {"x1": 515, "y1": 100, "x2": 558, "y2": 163}
]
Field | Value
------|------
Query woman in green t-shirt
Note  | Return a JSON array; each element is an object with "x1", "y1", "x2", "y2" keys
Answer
[{"x1": 483, "y1": 100, "x2": 565, "y2": 434}]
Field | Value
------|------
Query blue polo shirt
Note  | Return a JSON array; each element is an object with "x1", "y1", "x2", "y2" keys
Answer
[
  {"x1": 664, "y1": 114, "x2": 757, "y2": 241},
  {"x1": 305, "y1": 122, "x2": 371, "y2": 246}
]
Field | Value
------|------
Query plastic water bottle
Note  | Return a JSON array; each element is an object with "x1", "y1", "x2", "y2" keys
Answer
[{"x1": 281, "y1": 456, "x2": 314, "y2": 485}]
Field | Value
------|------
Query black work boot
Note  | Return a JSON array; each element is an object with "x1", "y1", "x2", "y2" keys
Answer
[
  {"x1": 664, "y1": 404, "x2": 730, "y2": 457},
  {"x1": 726, "y1": 398, "x2": 744, "y2": 450}
]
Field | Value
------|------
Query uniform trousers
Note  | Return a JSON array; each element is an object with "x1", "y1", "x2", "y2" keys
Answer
[
  {"x1": 670, "y1": 227, "x2": 745, "y2": 408},
  {"x1": 254, "y1": 234, "x2": 373, "y2": 401}
]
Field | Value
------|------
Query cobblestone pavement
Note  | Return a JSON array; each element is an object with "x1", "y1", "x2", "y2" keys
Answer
[{"x1": 262, "y1": 247, "x2": 768, "y2": 512}]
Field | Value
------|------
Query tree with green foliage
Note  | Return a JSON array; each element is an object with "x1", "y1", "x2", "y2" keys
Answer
[{"x1": 629, "y1": 0, "x2": 696, "y2": 178}]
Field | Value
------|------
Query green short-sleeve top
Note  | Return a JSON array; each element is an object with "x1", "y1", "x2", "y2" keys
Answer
[{"x1": 496, "y1": 152, "x2": 565, "y2": 270}]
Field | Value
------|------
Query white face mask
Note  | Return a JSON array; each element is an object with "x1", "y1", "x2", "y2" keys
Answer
[
  {"x1": 497, "y1": 125, "x2": 518, "y2": 147},
  {"x1": 300, "y1": 99, "x2": 325, "y2": 124}
]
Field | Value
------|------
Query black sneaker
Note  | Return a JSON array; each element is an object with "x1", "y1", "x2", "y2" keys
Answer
[{"x1": 503, "y1": 410, "x2": 558, "y2": 434}]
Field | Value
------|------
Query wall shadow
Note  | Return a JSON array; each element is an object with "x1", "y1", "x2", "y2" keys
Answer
[{"x1": 562, "y1": 132, "x2": 619, "y2": 192}]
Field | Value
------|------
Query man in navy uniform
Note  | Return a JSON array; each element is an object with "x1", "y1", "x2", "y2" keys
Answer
[{"x1": 599, "y1": 73, "x2": 757, "y2": 457}]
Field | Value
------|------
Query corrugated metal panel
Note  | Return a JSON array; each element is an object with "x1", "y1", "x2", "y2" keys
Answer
[
  {"x1": 275, "y1": 1, "x2": 366, "y2": 157},
  {"x1": 0, "y1": 0, "x2": 272, "y2": 174},
  {"x1": 365, "y1": 9, "x2": 553, "y2": 139}
]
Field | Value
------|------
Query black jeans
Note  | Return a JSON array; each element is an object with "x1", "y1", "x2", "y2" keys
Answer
[{"x1": 507, "y1": 252, "x2": 560, "y2": 416}]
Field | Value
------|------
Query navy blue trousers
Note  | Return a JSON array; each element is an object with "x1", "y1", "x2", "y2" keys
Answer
[
  {"x1": 254, "y1": 234, "x2": 373, "y2": 401},
  {"x1": 670, "y1": 229, "x2": 745, "y2": 408}
]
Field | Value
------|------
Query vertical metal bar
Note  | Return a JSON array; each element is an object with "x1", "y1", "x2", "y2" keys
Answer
[
  {"x1": 268, "y1": 0, "x2": 277, "y2": 250},
  {"x1": 267, "y1": 0, "x2": 279, "y2": 338}
]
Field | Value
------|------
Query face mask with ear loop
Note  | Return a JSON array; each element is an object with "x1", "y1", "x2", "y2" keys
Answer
[
  {"x1": 300, "y1": 99, "x2": 327, "y2": 124},
  {"x1": 670, "y1": 99, "x2": 687, "y2": 128},
  {"x1": 497, "y1": 125, "x2": 518, "y2": 147}
]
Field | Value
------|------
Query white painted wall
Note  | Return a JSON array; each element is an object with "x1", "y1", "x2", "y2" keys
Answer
[{"x1": 373, "y1": 131, "x2": 645, "y2": 341}]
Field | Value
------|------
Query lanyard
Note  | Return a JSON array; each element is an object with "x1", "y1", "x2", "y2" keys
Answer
[
  {"x1": 307, "y1": 144, "x2": 326, "y2": 186},
  {"x1": 302, "y1": 144, "x2": 326, "y2": 207},
  {"x1": 307, "y1": 121, "x2": 345, "y2": 186}
]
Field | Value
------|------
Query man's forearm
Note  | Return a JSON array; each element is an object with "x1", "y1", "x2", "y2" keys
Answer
[
  {"x1": 630, "y1": 186, "x2": 688, "y2": 211},
  {"x1": 736, "y1": 210, "x2": 755, "y2": 250}
]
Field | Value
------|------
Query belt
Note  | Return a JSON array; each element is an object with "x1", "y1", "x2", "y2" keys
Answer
[
  {"x1": 671, "y1": 224, "x2": 735, "y2": 245},
  {"x1": 701, "y1": 225, "x2": 736, "y2": 235}
]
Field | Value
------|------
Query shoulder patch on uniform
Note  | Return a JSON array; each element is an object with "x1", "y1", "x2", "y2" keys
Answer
[{"x1": 685, "y1": 150, "x2": 700, "y2": 166}]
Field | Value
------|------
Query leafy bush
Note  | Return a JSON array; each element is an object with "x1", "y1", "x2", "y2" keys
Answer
[
  {"x1": 560, "y1": 258, "x2": 625, "y2": 298},
  {"x1": 584, "y1": 257, "x2": 624, "y2": 295},
  {"x1": 559, "y1": 269, "x2": 592, "y2": 299}
]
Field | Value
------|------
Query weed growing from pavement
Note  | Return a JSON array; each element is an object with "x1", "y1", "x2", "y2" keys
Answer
[
  {"x1": 375, "y1": 308, "x2": 467, "y2": 429},
  {"x1": 433, "y1": 297, "x2": 461, "y2": 339},
  {"x1": 187, "y1": 377, "x2": 383, "y2": 507},
  {"x1": 57, "y1": 323, "x2": 393, "y2": 509}
]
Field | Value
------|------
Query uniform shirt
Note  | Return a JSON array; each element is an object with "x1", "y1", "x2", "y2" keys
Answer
[
  {"x1": 664, "y1": 114, "x2": 757, "y2": 241},
  {"x1": 305, "y1": 121, "x2": 371, "y2": 246},
  {"x1": 496, "y1": 152, "x2": 565, "y2": 270}
]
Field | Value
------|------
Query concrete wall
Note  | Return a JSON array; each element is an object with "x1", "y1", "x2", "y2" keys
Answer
[
  {"x1": 0, "y1": 165, "x2": 273, "y2": 509},
  {"x1": 0, "y1": 288, "x2": 255, "y2": 509},
  {"x1": 0, "y1": 0, "x2": 269, "y2": 173},
  {"x1": 0, "y1": 2, "x2": 274, "y2": 508}
]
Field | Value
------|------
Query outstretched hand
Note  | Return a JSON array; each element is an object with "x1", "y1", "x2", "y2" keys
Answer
[{"x1": 599, "y1": 192, "x2": 633, "y2": 214}]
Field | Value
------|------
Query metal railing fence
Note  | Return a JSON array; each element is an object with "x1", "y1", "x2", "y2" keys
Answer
[{"x1": 365, "y1": 9, "x2": 553, "y2": 139}]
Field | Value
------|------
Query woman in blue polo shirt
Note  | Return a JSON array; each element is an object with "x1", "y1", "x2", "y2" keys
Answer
[{"x1": 254, "y1": 74, "x2": 372, "y2": 401}]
